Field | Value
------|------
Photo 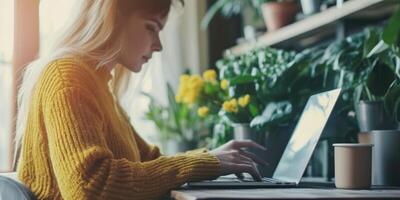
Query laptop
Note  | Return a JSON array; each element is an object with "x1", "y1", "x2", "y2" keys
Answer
[{"x1": 187, "y1": 89, "x2": 341, "y2": 188}]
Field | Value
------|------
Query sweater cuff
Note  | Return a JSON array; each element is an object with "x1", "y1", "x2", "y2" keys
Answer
[
  {"x1": 182, "y1": 152, "x2": 221, "y2": 182},
  {"x1": 185, "y1": 148, "x2": 209, "y2": 155}
]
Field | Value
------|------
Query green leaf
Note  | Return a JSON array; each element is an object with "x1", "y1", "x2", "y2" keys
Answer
[
  {"x1": 384, "y1": 84, "x2": 400, "y2": 121},
  {"x1": 367, "y1": 41, "x2": 389, "y2": 58},
  {"x1": 353, "y1": 84, "x2": 363, "y2": 104},
  {"x1": 396, "y1": 57, "x2": 400, "y2": 78},
  {"x1": 201, "y1": 0, "x2": 230, "y2": 30},
  {"x1": 204, "y1": 82, "x2": 219, "y2": 94},
  {"x1": 364, "y1": 28, "x2": 381, "y2": 57},
  {"x1": 229, "y1": 74, "x2": 258, "y2": 85},
  {"x1": 167, "y1": 83, "x2": 182, "y2": 134},
  {"x1": 231, "y1": 82, "x2": 256, "y2": 97},
  {"x1": 383, "y1": 6, "x2": 400, "y2": 45},
  {"x1": 248, "y1": 103, "x2": 259, "y2": 117},
  {"x1": 367, "y1": 62, "x2": 396, "y2": 97},
  {"x1": 250, "y1": 101, "x2": 292, "y2": 128}
]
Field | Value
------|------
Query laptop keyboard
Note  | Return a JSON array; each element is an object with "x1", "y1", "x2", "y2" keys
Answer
[
  {"x1": 239, "y1": 177, "x2": 292, "y2": 184},
  {"x1": 212, "y1": 175, "x2": 295, "y2": 185}
]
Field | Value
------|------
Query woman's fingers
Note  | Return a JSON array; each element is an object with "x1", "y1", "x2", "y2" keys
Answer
[
  {"x1": 234, "y1": 164, "x2": 262, "y2": 182},
  {"x1": 212, "y1": 146, "x2": 264, "y2": 181},
  {"x1": 232, "y1": 152, "x2": 262, "y2": 182},
  {"x1": 239, "y1": 149, "x2": 269, "y2": 167},
  {"x1": 235, "y1": 173, "x2": 244, "y2": 180}
]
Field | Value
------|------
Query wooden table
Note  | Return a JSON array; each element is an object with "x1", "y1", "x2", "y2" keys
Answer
[{"x1": 171, "y1": 187, "x2": 400, "y2": 200}]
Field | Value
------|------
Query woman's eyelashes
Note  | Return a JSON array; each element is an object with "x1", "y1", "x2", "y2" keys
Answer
[{"x1": 145, "y1": 23, "x2": 158, "y2": 33}]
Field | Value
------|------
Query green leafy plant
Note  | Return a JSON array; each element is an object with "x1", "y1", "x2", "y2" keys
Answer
[
  {"x1": 341, "y1": 6, "x2": 400, "y2": 126},
  {"x1": 372, "y1": 6, "x2": 400, "y2": 123},
  {"x1": 174, "y1": 69, "x2": 260, "y2": 124},
  {"x1": 212, "y1": 6, "x2": 400, "y2": 141},
  {"x1": 201, "y1": 0, "x2": 282, "y2": 29},
  {"x1": 143, "y1": 83, "x2": 209, "y2": 145},
  {"x1": 217, "y1": 47, "x2": 299, "y2": 130},
  {"x1": 175, "y1": 71, "x2": 226, "y2": 119}
]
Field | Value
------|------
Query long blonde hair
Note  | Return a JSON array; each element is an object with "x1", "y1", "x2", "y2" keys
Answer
[{"x1": 14, "y1": 0, "x2": 180, "y2": 168}]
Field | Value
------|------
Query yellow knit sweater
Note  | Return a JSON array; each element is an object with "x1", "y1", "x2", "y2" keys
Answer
[{"x1": 17, "y1": 57, "x2": 220, "y2": 200}]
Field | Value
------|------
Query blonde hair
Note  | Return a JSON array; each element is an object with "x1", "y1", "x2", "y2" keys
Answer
[{"x1": 13, "y1": 0, "x2": 179, "y2": 168}]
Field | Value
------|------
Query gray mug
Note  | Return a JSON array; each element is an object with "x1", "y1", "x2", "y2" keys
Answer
[{"x1": 371, "y1": 130, "x2": 400, "y2": 186}]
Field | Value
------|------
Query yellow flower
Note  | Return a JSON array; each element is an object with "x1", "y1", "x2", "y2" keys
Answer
[
  {"x1": 184, "y1": 91, "x2": 197, "y2": 105},
  {"x1": 175, "y1": 93, "x2": 183, "y2": 103},
  {"x1": 203, "y1": 69, "x2": 217, "y2": 83},
  {"x1": 238, "y1": 94, "x2": 251, "y2": 107},
  {"x1": 223, "y1": 99, "x2": 239, "y2": 113},
  {"x1": 180, "y1": 74, "x2": 190, "y2": 83},
  {"x1": 220, "y1": 79, "x2": 229, "y2": 90},
  {"x1": 197, "y1": 106, "x2": 209, "y2": 117},
  {"x1": 175, "y1": 74, "x2": 204, "y2": 105},
  {"x1": 190, "y1": 75, "x2": 204, "y2": 90}
]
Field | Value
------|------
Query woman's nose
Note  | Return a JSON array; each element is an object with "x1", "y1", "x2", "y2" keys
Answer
[{"x1": 153, "y1": 36, "x2": 163, "y2": 52}]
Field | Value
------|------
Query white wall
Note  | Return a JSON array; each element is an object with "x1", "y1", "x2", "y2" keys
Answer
[{"x1": 0, "y1": 0, "x2": 14, "y2": 171}]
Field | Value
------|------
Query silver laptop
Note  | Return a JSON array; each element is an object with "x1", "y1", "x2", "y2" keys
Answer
[{"x1": 188, "y1": 89, "x2": 341, "y2": 188}]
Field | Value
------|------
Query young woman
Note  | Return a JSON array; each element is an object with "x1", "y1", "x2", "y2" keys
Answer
[{"x1": 14, "y1": 0, "x2": 267, "y2": 199}]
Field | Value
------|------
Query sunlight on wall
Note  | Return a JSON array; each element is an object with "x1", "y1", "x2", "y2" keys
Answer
[
  {"x1": 0, "y1": 66, "x2": 12, "y2": 171},
  {"x1": 0, "y1": 0, "x2": 14, "y2": 171},
  {"x1": 0, "y1": 0, "x2": 14, "y2": 62},
  {"x1": 39, "y1": 0, "x2": 79, "y2": 54}
]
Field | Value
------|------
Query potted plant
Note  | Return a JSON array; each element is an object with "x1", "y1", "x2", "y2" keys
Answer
[
  {"x1": 174, "y1": 69, "x2": 264, "y2": 143},
  {"x1": 174, "y1": 70, "x2": 239, "y2": 148},
  {"x1": 144, "y1": 83, "x2": 209, "y2": 155},
  {"x1": 261, "y1": 0, "x2": 299, "y2": 31},
  {"x1": 174, "y1": 66, "x2": 281, "y2": 146},
  {"x1": 216, "y1": 47, "x2": 300, "y2": 144},
  {"x1": 354, "y1": 7, "x2": 400, "y2": 135},
  {"x1": 366, "y1": 10, "x2": 400, "y2": 186}
]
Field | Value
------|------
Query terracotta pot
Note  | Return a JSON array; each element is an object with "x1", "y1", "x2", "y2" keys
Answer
[
  {"x1": 261, "y1": 1, "x2": 299, "y2": 31},
  {"x1": 358, "y1": 132, "x2": 372, "y2": 144},
  {"x1": 233, "y1": 123, "x2": 267, "y2": 145},
  {"x1": 333, "y1": 143, "x2": 374, "y2": 189}
]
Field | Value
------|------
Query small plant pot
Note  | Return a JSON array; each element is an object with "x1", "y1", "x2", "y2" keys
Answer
[
  {"x1": 233, "y1": 123, "x2": 266, "y2": 144},
  {"x1": 163, "y1": 140, "x2": 196, "y2": 155},
  {"x1": 358, "y1": 132, "x2": 372, "y2": 144},
  {"x1": 355, "y1": 101, "x2": 388, "y2": 132},
  {"x1": 300, "y1": 0, "x2": 321, "y2": 15},
  {"x1": 261, "y1": 1, "x2": 298, "y2": 31}
]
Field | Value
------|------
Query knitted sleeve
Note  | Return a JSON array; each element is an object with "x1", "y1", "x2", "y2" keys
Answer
[
  {"x1": 130, "y1": 128, "x2": 162, "y2": 162},
  {"x1": 43, "y1": 87, "x2": 220, "y2": 200},
  {"x1": 132, "y1": 126, "x2": 212, "y2": 162}
]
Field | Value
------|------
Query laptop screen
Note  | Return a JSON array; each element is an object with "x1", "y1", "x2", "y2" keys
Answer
[{"x1": 272, "y1": 89, "x2": 341, "y2": 184}]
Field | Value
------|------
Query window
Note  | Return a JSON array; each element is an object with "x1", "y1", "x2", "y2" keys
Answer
[{"x1": 0, "y1": 0, "x2": 14, "y2": 171}]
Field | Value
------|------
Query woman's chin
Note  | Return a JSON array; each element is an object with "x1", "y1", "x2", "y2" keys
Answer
[
  {"x1": 125, "y1": 63, "x2": 143, "y2": 73},
  {"x1": 133, "y1": 63, "x2": 146, "y2": 72}
]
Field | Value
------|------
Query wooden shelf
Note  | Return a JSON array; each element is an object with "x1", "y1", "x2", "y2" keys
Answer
[{"x1": 228, "y1": 0, "x2": 397, "y2": 55}]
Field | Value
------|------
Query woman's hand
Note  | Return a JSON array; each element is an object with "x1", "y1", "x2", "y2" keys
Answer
[{"x1": 209, "y1": 140, "x2": 268, "y2": 181}]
